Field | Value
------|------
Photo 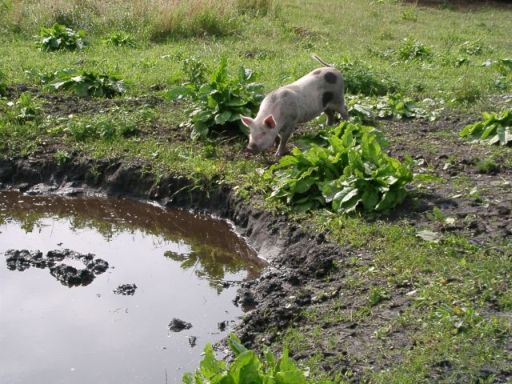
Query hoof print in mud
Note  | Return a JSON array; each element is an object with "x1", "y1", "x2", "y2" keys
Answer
[
  {"x1": 168, "y1": 318, "x2": 192, "y2": 332},
  {"x1": 113, "y1": 283, "x2": 137, "y2": 295},
  {"x1": 4, "y1": 248, "x2": 109, "y2": 287}
]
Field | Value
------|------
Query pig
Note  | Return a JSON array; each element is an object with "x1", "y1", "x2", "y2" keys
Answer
[{"x1": 241, "y1": 55, "x2": 349, "y2": 157}]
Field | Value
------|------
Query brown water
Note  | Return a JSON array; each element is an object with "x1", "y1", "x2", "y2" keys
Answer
[{"x1": 0, "y1": 191, "x2": 263, "y2": 384}]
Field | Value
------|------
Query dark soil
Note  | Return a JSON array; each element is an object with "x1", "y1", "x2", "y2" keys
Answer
[
  {"x1": 5, "y1": 248, "x2": 109, "y2": 287},
  {"x1": 382, "y1": 116, "x2": 512, "y2": 244}
]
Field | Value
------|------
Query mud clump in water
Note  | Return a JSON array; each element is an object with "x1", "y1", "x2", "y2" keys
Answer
[
  {"x1": 168, "y1": 318, "x2": 192, "y2": 332},
  {"x1": 4, "y1": 248, "x2": 109, "y2": 287},
  {"x1": 114, "y1": 283, "x2": 137, "y2": 295},
  {"x1": 50, "y1": 264, "x2": 95, "y2": 286}
]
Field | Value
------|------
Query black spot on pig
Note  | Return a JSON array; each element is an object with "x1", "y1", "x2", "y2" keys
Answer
[
  {"x1": 270, "y1": 93, "x2": 278, "y2": 103},
  {"x1": 322, "y1": 92, "x2": 334, "y2": 107},
  {"x1": 324, "y1": 72, "x2": 337, "y2": 84}
]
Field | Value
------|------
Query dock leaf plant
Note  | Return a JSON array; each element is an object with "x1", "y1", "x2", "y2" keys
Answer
[
  {"x1": 165, "y1": 57, "x2": 264, "y2": 140},
  {"x1": 50, "y1": 69, "x2": 126, "y2": 98},
  {"x1": 460, "y1": 109, "x2": 512, "y2": 146},
  {"x1": 266, "y1": 122, "x2": 413, "y2": 213},
  {"x1": 182, "y1": 334, "x2": 314, "y2": 384},
  {"x1": 36, "y1": 24, "x2": 86, "y2": 51}
]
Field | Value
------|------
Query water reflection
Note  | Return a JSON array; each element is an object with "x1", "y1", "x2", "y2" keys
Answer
[
  {"x1": 0, "y1": 191, "x2": 264, "y2": 283},
  {"x1": 0, "y1": 190, "x2": 264, "y2": 384}
]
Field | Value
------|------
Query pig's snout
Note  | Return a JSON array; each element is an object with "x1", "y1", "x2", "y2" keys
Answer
[{"x1": 246, "y1": 142, "x2": 259, "y2": 154}]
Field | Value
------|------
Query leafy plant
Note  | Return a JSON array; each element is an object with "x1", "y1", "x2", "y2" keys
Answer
[
  {"x1": 460, "y1": 110, "x2": 512, "y2": 146},
  {"x1": 1, "y1": 92, "x2": 42, "y2": 124},
  {"x1": 459, "y1": 41, "x2": 482, "y2": 56},
  {"x1": 50, "y1": 70, "x2": 126, "y2": 98},
  {"x1": 36, "y1": 23, "x2": 86, "y2": 51},
  {"x1": 398, "y1": 38, "x2": 432, "y2": 62},
  {"x1": 53, "y1": 150, "x2": 71, "y2": 165},
  {"x1": 266, "y1": 122, "x2": 413, "y2": 213},
  {"x1": 103, "y1": 31, "x2": 136, "y2": 47},
  {"x1": 337, "y1": 61, "x2": 397, "y2": 96},
  {"x1": 48, "y1": 111, "x2": 147, "y2": 142},
  {"x1": 183, "y1": 334, "x2": 313, "y2": 384},
  {"x1": 165, "y1": 57, "x2": 264, "y2": 140},
  {"x1": 375, "y1": 94, "x2": 426, "y2": 119},
  {"x1": 345, "y1": 94, "x2": 436, "y2": 123},
  {"x1": 369, "y1": 287, "x2": 390, "y2": 306}
]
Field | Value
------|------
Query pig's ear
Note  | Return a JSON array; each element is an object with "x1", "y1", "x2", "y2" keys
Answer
[
  {"x1": 263, "y1": 115, "x2": 276, "y2": 129},
  {"x1": 240, "y1": 116, "x2": 254, "y2": 128}
]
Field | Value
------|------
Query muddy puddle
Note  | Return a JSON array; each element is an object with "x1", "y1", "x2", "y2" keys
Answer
[{"x1": 0, "y1": 190, "x2": 264, "y2": 384}]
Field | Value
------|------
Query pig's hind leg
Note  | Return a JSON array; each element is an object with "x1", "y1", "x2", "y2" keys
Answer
[{"x1": 325, "y1": 108, "x2": 339, "y2": 126}]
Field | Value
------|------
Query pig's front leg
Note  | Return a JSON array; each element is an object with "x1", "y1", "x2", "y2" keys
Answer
[{"x1": 275, "y1": 125, "x2": 294, "y2": 157}]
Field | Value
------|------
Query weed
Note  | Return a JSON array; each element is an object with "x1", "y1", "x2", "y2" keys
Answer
[
  {"x1": 266, "y1": 122, "x2": 413, "y2": 213},
  {"x1": 50, "y1": 70, "x2": 126, "y2": 98},
  {"x1": 459, "y1": 41, "x2": 483, "y2": 56},
  {"x1": 1, "y1": 92, "x2": 42, "y2": 124},
  {"x1": 165, "y1": 57, "x2": 264, "y2": 139},
  {"x1": 401, "y1": 9, "x2": 418, "y2": 22},
  {"x1": 53, "y1": 150, "x2": 71, "y2": 165},
  {"x1": 451, "y1": 77, "x2": 482, "y2": 104},
  {"x1": 476, "y1": 157, "x2": 499, "y2": 174},
  {"x1": 183, "y1": 334, "x2": 313, "y2": 383},
  {"x1": 103, "y1": 31, "x2": 136, "y2": 47},
  {"x1": 345, "y1": 94, "x2": 435, "y2": 122},
  {"x1": 398, "y1": 38, "x2": 432, "y2": 62},
  {"x1": 460, "y1": 109, "x2": 512, "y2": 146},
  {"x1": 36, "y1": 23, "x2": 86, "y2": 51},
  {"x1": 369, "y1": 287, "x2": 389, "y2": 306},
  {"x1": 338, "y1": 61, "x2": 397, "y2": 96},
  {"x1": 50, "y1": 111, "x2": 146, "y2": 142}
]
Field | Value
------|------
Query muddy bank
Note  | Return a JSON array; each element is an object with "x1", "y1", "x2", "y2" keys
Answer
[{"x1": 0, "y1": 155, "x2": 334, "y2": 344}]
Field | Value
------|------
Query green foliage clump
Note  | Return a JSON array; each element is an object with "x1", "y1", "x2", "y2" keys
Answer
[
  {"x1": 103, "y1": 31, "x2": 136, "y2": 47},
  {"x1": 183, "y1": 334, "x2": 314, "y2": 384},
  {"x1": 459, "y1": 41, "x2": 483, "y2": 56},
  {"x1": 398, "y1": 38, "x2": 432, "y2": 62},
  {"x1": 346, "y1": 94, "x2": 435, "y2": 124},
  {"x1": 50, "y1": 70, "x2": 126, "y2": 98},
  {"x1": 0, "y1": 92, "x2": 42, "y2": 124},
  {"x1": 166, "y1": 57, "x2": 264, "y2": 140},
  {"x1": 36, "y1": 24, "x2": 86, "y2": 51},
  {"x1": 48, "y1": 111, "x2": 149, "y2": 142},
  {"x1": 266, "y1": 122, "x2": 413, "y2": 213},
  {"x1": 460, "y1": 110, "x2": 512, "y2": 146},
  {"x1": 338, "y1": 61, "x2": 396, "y2": 96}
]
